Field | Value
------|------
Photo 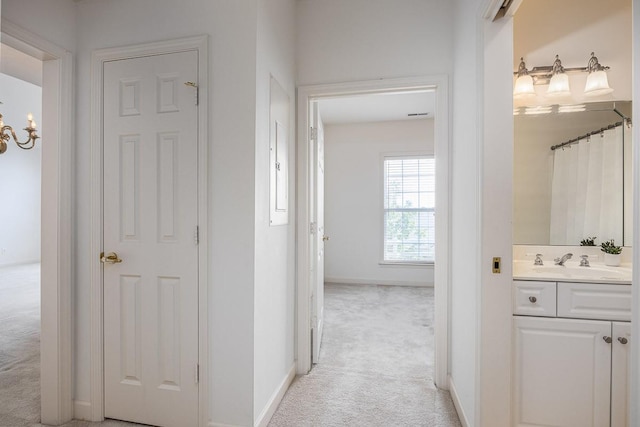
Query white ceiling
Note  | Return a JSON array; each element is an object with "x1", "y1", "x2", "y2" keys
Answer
[{"x1": 317, "y1": 90, "x2": 435, "y2": 125}]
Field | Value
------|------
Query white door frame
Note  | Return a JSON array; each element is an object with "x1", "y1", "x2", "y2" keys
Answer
[
  {"x1": 296, "y1": 75, "x2": 451, "y2": 388},
  {"x1": 89, "y1": 36, "x2": 209, "y2": 426},
  {"x1": 1, "y1": 19, "x2": 74, "y2": 425}
]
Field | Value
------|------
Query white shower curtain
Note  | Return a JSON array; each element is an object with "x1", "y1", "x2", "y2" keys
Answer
[{"x1": 550, "y1": 126, "x2": 623, "y2": 245}]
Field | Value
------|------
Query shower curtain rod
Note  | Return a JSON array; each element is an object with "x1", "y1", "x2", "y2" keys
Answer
[{"x1": 550, "y1": 119, "x2": 630, "y2": 151}]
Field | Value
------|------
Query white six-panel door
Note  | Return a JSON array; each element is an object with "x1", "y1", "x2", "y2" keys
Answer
[
  {"x1": 311, "y1": 105, "x2": 325, "y2": 364},
  {"x1": 103, "y1": 50, "x2": 199, "y2": 427}
]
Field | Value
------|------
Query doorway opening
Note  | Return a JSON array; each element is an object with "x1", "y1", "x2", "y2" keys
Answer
[
  {"x1": 296, "y1": 76, "x2": 450, "y2": 390},
  {"x1": 0, "y1": 42, "x2": 43, "y2": 425}
]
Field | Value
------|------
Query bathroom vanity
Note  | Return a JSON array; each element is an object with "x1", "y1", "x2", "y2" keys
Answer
[{"x1": 512, "y1": 261, "x2": 631, "y2": 427}]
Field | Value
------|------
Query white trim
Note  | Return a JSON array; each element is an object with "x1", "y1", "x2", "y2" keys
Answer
[
  {"x1": 254, "y1": 364, "x2": 296, "y2": 427},
  {"x1": 296, "y1": 76, "x2": 450, "y2": 389},
  {"x1": 1, "y1": 18, "x2": 74, "y2": 426},
  {"x1": 209, "y1": 423, "x2": 243, "y2": 427},
  {"x1": 325, "y1": 277, "x2": 432, "y2": 287},
  {"x1": 90, "y1": 35, "x2": 209, "y2": 425},
  {"x1": 448, "y1": 375, "x2": 470, "y2": 427},
  {"x1": 73, "y1": 400, "x2": 92, "y2": 421},
  {"x1": 378, "y1": 261, "x2": 434, "y2": 267}
]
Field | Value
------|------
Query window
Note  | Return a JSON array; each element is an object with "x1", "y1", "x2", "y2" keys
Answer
[{"x1": 383, "y1": 156, "x2": 435, "y2": 262}]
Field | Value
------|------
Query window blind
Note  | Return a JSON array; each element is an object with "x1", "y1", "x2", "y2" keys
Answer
[{"x1": 383, "y1": 156, "x2": 435, "y2": 262}]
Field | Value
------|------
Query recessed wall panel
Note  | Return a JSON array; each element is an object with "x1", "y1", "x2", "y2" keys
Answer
[
  {"x1": 157, "y1": 74, "x2": 180, "y2": 113},
  {"x1": 157, "y1": 132, "x2": 179, "y2": 242},
  {"x1": 158, "y1": 277, "x2": 181, "y2": 391},
  {"x1": 120, "y1": 275, "x2": 142, "y2": 386},
  {"x1": 120, "y1": 135, "x2": 140, "y2": 241},
  {"x1": 119, "y1": 78, "x2": 141, "y2": 116}
]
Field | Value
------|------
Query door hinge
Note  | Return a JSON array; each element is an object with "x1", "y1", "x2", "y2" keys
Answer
[
  {"x1": 184, "y1": 81, "x2": 199, "y2": 105},
  {"x1": 310, "y1": 222, "x2": 317, "y2": 235},
  {"x1": 195, "y1": 226, "x2": 200, "y2": 245},
  {"x1": 195, "y1": 363, "x2": 199, "y2": 384},
  {"x1": 310, "y1": 127, "x2": 318, "y2": 141}
]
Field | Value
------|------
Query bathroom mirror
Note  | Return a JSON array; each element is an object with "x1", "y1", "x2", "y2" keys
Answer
[{"x1": 513, "y1": 101, "x2": 632, "y2": 246}]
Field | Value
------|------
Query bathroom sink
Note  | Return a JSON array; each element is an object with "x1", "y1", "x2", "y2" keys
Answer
[{"x1": 513, "y1": 261, "x2": 632, "y2": 283}]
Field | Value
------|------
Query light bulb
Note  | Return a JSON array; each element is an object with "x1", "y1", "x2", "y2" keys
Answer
[
  {"x1": 513, "y1": 74, "x2": 535, "y2": 99},
  {"x1": 547, "y1": 73, "x2": 571, "y2": 97},
  {"x1": 584, "y1": 70, "x2": 613, "y2": 97}
]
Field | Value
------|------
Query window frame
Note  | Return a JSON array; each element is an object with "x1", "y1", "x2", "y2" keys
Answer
[{"x1": 379, "y1": 152, "x2": 435, "y2": 266}]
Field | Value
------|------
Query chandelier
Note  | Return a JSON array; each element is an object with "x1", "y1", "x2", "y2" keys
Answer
[{"x1": 0, "y1": 112, "x2": 40, "y2": 154}]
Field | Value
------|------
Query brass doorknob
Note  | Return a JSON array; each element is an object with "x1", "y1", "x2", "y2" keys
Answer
[
  {"x1": 322, "y1": 235, "x2": 330, "y2": 242},
  {"x1": 100, "y1": 252, "x2": 122, "y2": 264}
]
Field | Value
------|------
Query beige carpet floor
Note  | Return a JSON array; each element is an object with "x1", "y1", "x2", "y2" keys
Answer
[
  {"x1": 0, "y1": 269, "x2": 459, "y2": 427},
  {"x1": 268, "y1": 283, "x2": 461, "y2": 427}
]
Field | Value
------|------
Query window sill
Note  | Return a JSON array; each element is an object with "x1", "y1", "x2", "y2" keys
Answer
[{"x1": 379, "y1": 261, "x2": 434, "y2": 267}]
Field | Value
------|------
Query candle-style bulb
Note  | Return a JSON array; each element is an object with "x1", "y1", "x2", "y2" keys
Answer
[
  {"x1": 27, "y1": 113, "x2": 33, "y2": 121},
  {"x1": 31, "y1": 120, "x2": 37, "y2": 129}
]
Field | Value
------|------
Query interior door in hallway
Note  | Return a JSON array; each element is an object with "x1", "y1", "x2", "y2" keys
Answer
[
  {"x1": 311, "y1": 104, "x2": 326, "y2": 363},
  {"x1": 102, "y1": 50, "x2": 199, "y2": 427}
]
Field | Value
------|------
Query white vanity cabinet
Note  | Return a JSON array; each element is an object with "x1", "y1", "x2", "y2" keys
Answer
[{"x1": 512, "y1": 280, "x2": 631, "y2": 427}]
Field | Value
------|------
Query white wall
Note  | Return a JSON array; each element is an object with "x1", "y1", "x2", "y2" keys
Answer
[
  {"x1": 73, "y1": 1, "x2": 260, "y2": 425},
  {"x1": 630, "y1": 4, "x2": 640, "y2": 426},
  {"x1": 513, "y1": 0, "x2": 632, "y2": 106},
  {"x1": 323, "y1": 119, "x2": 434, "y2": 286},
  {"x1": 254, "y1": 0, "x2": 296, "y2": 422},
  {"x1": 4, "y1": 0, "x2": 297, "y2": 425},
  {"x1": 0, "y1": 73, "x2": 41, "y2": 266},
  {"x1": 448, "y1": 1, "x2": 480, "y2": 423},
  {"x1": 296, "y1": 0, "x2": 453, "y2": 86}
]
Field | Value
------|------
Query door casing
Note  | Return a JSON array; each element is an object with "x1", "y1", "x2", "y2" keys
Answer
[
  {"x1": 90, "y1": 36, "x2": 209, "y2": 426},
  {"x1": 296, "y1": 76, "x2": 451, "y2": 389}
]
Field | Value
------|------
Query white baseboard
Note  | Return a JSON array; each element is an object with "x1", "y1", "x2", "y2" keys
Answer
[
  {"x1": 255, "y1": 363, "x2": 296, "y2": 427},
  {"x1": 325, "y1": 277, "x2": 433, "y2": 287},
  {"x1": 448, "y1": 375, "x2": 470, "y2": 427},
  {"x1": 73, "y1": 400, "x2": 92, "y2": 421},
  {"x1": 209, "y1": 423, "x2": 243, "y2": 427}
]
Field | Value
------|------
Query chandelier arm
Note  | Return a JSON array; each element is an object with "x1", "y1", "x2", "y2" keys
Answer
[{"x1": 1, "y1": 125, "x2": 39, "y2": 150}]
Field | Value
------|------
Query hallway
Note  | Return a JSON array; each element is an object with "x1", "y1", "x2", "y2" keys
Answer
[{"x1": 269, "y1": 283, "x2": 461, "y2": 427}]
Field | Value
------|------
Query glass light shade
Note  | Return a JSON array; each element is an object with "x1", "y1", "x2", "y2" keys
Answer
[
  {"x1": 513, "y1": 74, "x2": 535, "y2": 98},
  {"x1": 547, "y1": 73, "x2": 571, "y2": 97},
  {"x1": 584, "y1": 70, "x2": 614, "y2": 97}
]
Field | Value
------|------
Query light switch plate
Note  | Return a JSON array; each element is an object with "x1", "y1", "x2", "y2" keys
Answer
[{"x1": 492, "y1": 257, "x2": 501, "y2": 273}]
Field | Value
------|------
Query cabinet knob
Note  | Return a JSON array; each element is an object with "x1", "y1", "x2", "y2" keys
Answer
[
  {"x1": 603, "y1": 336, "x2": 612, "y2": 344},
  {"x1": 618, "y1": 337, "x2": 628, "y2": 345},
  {"x1": 528, "y1": 296, "x2": 537, "y2": 304}
]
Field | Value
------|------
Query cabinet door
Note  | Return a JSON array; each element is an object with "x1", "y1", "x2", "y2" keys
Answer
[
  {"x1": 513, "y1": 316, "x2": 612, "y2": 427},
  {"x1": 611, "y1": 322, "x2": 631, "y2": 427}
]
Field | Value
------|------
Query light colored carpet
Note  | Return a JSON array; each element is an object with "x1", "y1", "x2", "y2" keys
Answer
[
  {"x1": 0, "y1": 263, "x2": 42, "y2": 427},
  {"x1": 0, "y1": 264, "x2": 142, "y2": 427},
  {"x1": 268, "y1": 283, "x2": 461, "y2": 427},
  {"x1": 1, "y1": 269, "x2": 459, "y2": 427}
]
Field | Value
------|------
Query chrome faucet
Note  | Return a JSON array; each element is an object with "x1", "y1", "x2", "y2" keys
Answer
[
  {"x1": 579, "y1": 255, "x2": 590, "y2": 267},
  {"x1": 554, "y1": 253, "x2": 573, "y2": 266},
  {"x1": 534, "y1": 254, "x2": 544, "y2": 266}
]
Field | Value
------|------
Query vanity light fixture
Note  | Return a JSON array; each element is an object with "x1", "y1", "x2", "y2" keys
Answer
[
  {"x1": 0, "y1": 107, "x2": 40, "y2": 155},
  {"x1": 513, "y1": 52, "x2": 613, "y2": 99}
]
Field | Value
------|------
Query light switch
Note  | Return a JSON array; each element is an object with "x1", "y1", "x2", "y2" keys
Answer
[{"x1": 492, "y1": 257, "x2": 501, "y2": 274}]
